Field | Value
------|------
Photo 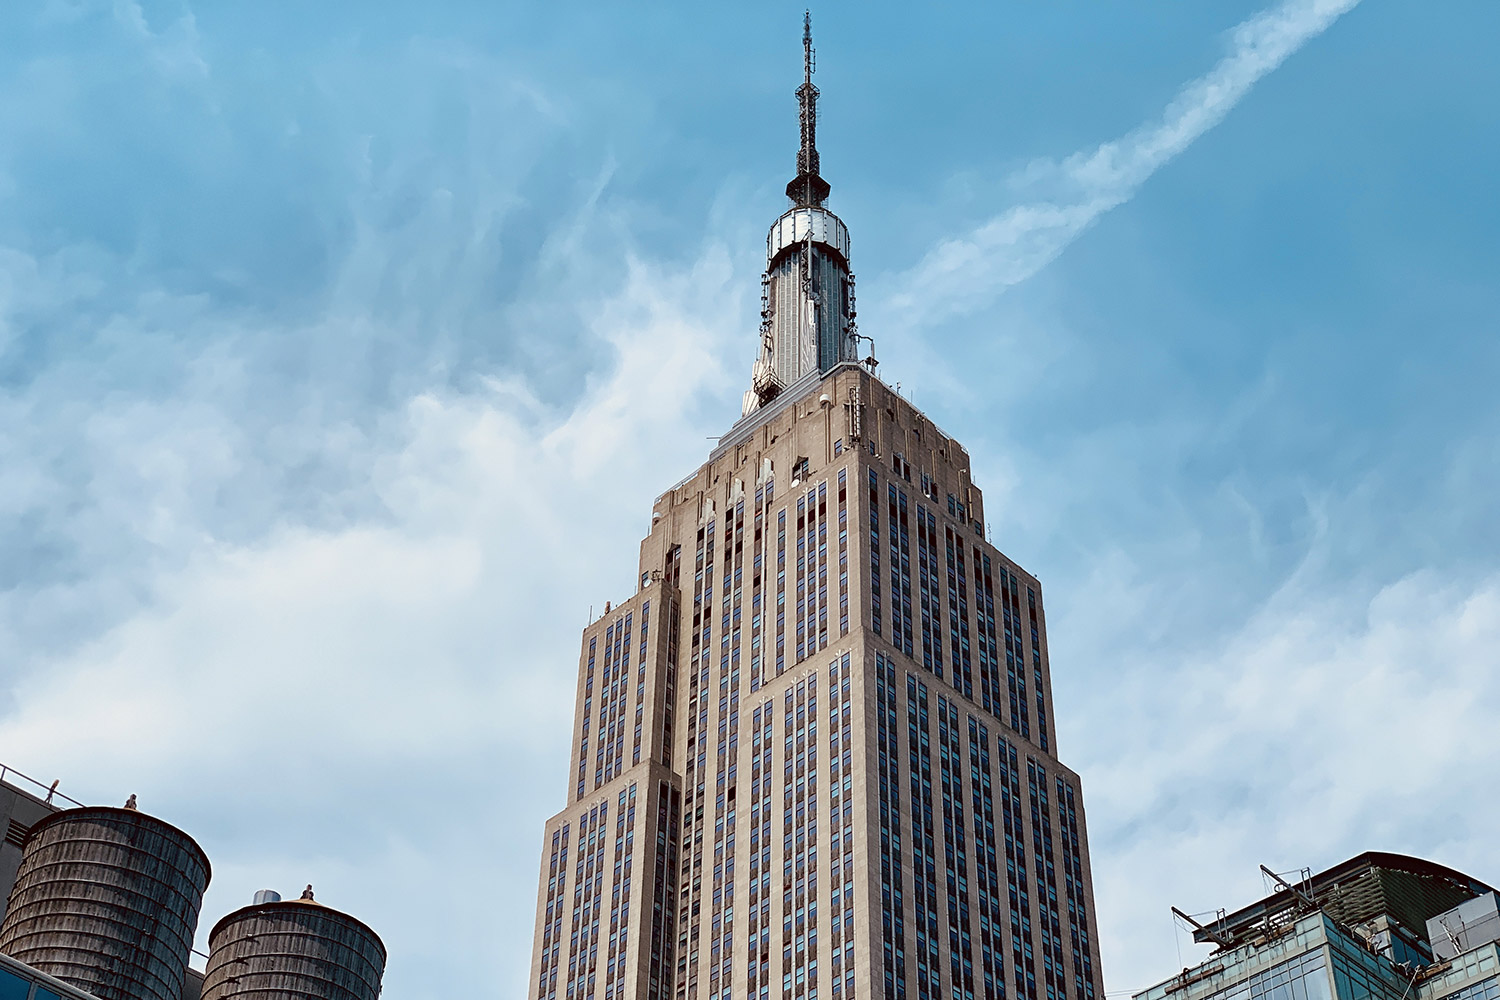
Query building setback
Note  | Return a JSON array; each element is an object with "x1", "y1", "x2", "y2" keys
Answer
[{"x1": 526, "y1": 19, "x2": 1107, "y2": 1000}]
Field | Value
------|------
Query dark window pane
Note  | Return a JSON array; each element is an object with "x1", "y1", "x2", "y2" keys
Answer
[{"x1": 0, "y1": 968, "x2": 31, "y2": 1000}]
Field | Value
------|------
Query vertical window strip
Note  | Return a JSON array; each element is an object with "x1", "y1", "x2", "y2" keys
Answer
[
  {"x1": 635, "y1": 602, "x2": 651, "y2": 767},
  {"x1": 834, "y1": 653, "x2": 858, "y2": 995},
  {"x1": 876, "y1": 654, "x2": 908, "y2": 1000},
  {"x1": 1028, "y1": 589, "x2": 1048, "y2": 752},
  {"x1": 837, "y1": 469, "x2": 849, "y2": 636},
  {"x1": 664, "y1": 600, "x2": 679, "y2": 767},
  {"x1": 753, "y1": 484, "x2": 767, "y2": 692},
  {"x1": 944, "y1": 527, "x2": 965, "y2": 710},
  {"x1": 968, "y1": 720, "x2": 1006, "y2": 1000},
  {"x1": 1026, "y1": 761, "x2": 1062, "y2": 1000},
  {"x1": 747, "y1": 702, "x2": 774, "y2": 999},
  {"x1": 817, "y1": 481, "x2": 829, "y2": 650},
  {"x1": 999, "y1": 570, "x2": 1030, "y2": 741},
  {"x1": 870, "y1": 469, "x2": 883, "y2": 637},
  {"x1": 777, "y1": 510, "x2": 788, "y2": 676},
  {"x1": 581, "y1": 638, "x2": 597, "y2": 800},
  {"x1": 829, "y1": 651, "x2": 854, "y2": 998},
  {"x1": 539, "y1": 823, "x2": 571, "y2": 1000},
  {"x1": 796, "y1": 495, "x2": 809, "y2": 662},
  {"x1": 892, "y1": 488, "x2": 915, "y2": 657},
  {"x1": 1055, "y1": 780, "x2": 1094, "y2": 1000},
  {"x1": 916, "y1": 509, "x2": 943, "y2": 678},
  {"x1": 604, "y1": 783, "x2": 639, "y2": 1000},
  {"x1": 597, "y1": 623, "x2": 615, "y2": 789},
  {"x1": 756, "y1": 702, "x2": 775, "y2": 1000},
  {"x1": 681, "y1": 518, "x2": 714, "y2": 1000},
  {"x1": 952, "y1": 542, "x2": 972, "y2": 701},
  {"x1": 567, "y1": 802, "x2": 610, "y2": 1000},
  {"x1": 648, "y1": 782, "x2": 680, "y2": 1000},
  {"x1": 781, "y1": 674, "x2": 820, "y2": 1000},
  {"x1": 907, "y1": 674, "x2": 939, "y2": 1000},
  {"x1": 997, "y1": 740, "x2": 1036, "y2": 1000},
  {"x1": 707, "y1": 497, "x2": 743, "y2": 1000},
  {"x1": 975, "y1": 556, "x2": 1000, "y2": 718},
  {"x1": 938, "y1": 698, "x2": 974, "y2": 1000}
]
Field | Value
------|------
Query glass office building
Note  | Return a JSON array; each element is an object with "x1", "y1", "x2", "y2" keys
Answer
[{"x1": 1136, "y1": 854, "x2": 1500, "y2": 1000}]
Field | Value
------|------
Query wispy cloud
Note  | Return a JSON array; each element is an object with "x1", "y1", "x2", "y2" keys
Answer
[
  {"x1": 110, "y1": 0, "x2": 210, "y2": 80},
  {"x1": 0, "y1": 238, "x2": 744, "y2": 997},
  {"x1": 5, "y1": 5, "x2": 1485, "y2": 1000},
  {"x1": 880, "y1": 0, "x2": 1361, "y2": 330},
  {"x1": 1076, "y1": 563, "x2": 1500, "y2": 989},
  {"x1": 0, "y1": 24, "x2": 750, "y2": 995}
]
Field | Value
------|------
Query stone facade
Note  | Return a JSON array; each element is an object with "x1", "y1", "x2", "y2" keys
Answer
[{"x1": 528, "y1": 364, "x2": 1106, "y2": 1000}]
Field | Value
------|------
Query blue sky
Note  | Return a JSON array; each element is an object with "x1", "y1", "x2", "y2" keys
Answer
[{"x1": 3, "y1": 0, "x2": 1499, "y2": 995}]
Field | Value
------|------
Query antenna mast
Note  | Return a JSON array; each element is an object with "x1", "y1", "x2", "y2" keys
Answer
[{"x1": 788, "y1": 10, "x2": 831, "y2": 207}]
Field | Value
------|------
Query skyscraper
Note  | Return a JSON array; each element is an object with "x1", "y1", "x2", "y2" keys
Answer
[{"x1": 528, "y1": 18, "x2": 1106, "y2": 1000}]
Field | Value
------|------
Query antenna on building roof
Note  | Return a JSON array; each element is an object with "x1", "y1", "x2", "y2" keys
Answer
[
  {"x1": 1171, "y1": 906, "x2": 1231, "y2": 949},
  {"x1": 788, "y1": 11, "x2": 830, "y2": 207},
  {"x1": 1260, "y1": 865, "x2": 1317, "y2": 910}
]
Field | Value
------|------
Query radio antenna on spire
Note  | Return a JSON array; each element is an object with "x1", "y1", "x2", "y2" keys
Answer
[
  {"x1": 788, "y1": 10, "x2": 831, "y2": 207},
  {"x1": 803, "y1": 11, "x2": 815, "y2": 87}
]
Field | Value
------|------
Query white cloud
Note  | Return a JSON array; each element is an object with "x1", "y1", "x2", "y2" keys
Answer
[
  {"x1": 878, "y1": 0, "x2": 1361, "y2": 333},
  {"x1": 1076, "y1": 565, "x2": 1500, "y2": 991},
  {"x1": 4, "y1": 5, "x2": 1468, "y2": 1000},
  {"x1": 0, "y1": 229, "x2": 745, "y2": 996},
  {"x1": 110, "y1": 0, "x2": 211, "y2": 81}
]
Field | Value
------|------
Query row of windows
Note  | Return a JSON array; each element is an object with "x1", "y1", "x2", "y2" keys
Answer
[
  {"x1": 680, "y1": 513, "x2": 716, "y2": 1000},
  {"x1": 1439, "y1": 976, "x2": 1499, "y2": 1000},
  {"x1": 601, "y1": 784, "x2": 640, "y2": 1000},
  {"x1": 869, "y1": 469, "x2": 1051, "y2": 753},
  {"x1": 1055, "y1": 780, "x2": 1095, "y2": 1000},
  {"x1": 871, "y1": 652, "x2": 1091, "y2": 1000},
  {"x1": 539, "y1": 781, "x2": 681, "y2": 1000},
  {"x1": 794, "y1": 484, "x2": 830, "y2": 662},
  {"x1": 575, "y1": 605, "x2": 644, "y2": 800},
  {"x1": 673, "y1": 466, "x2": 857, "y2": 1000},
  {"x1": 1027, "y1": 761, "x2": 1065, "y2": 1000},
  {"x1": 538, "y1": 822, "x2": 572, "y2": 1000},
  {"x1": 565, "y1": 799, "x2": 610, "y2": 1000},
  {"x1": 648, "y1": 783, "x2": 682, "y2": 1000},
  {"x1": 876, "y1": 656, "x2": 908, "y2": 1000},
  {"x1": 748, "y1": 700, "x2": 775, "y2": 1000},
  {"x1": 937, "y1": 695, "x2": 977, "y2": 1000},
  {"x1": 782, "y1": 674, "x2": 818, "y2": 1000},
  {"x1": 827, "y1": 653, "x2": 857, "y2": 1000},
  {"x1": 907, "y1": 674, "x2": 940, "y2": 1000}
]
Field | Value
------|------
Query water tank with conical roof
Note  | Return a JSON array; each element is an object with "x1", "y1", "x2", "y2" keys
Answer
[
  {"x1": 201, "y1": 890, "x2": 385, "y2": 1000},
  {"x1": 0, "y1": 804, "x2": 211, "y2": 1000}
]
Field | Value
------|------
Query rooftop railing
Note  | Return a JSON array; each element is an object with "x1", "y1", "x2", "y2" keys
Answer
[{"x1": 0, "y1": 761, "x2": 85, "y2": 810}]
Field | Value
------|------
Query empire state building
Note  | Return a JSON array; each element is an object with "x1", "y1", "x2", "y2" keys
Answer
[{"x1": 528, "y1": 18, "x2": 1106, "y2": 1000}]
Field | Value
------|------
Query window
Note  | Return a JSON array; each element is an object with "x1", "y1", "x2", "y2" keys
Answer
[
  {"x1": 0, "y1": 968, "x2": 32, "y2": 1000},
  {"x1": 892, "y1": 452, "x2": 912, "y2": 481}
]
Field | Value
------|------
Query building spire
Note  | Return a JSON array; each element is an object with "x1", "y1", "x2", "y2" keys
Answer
[{"x1": 788, "y1": 11, "x2": 831, "y2": 207}]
